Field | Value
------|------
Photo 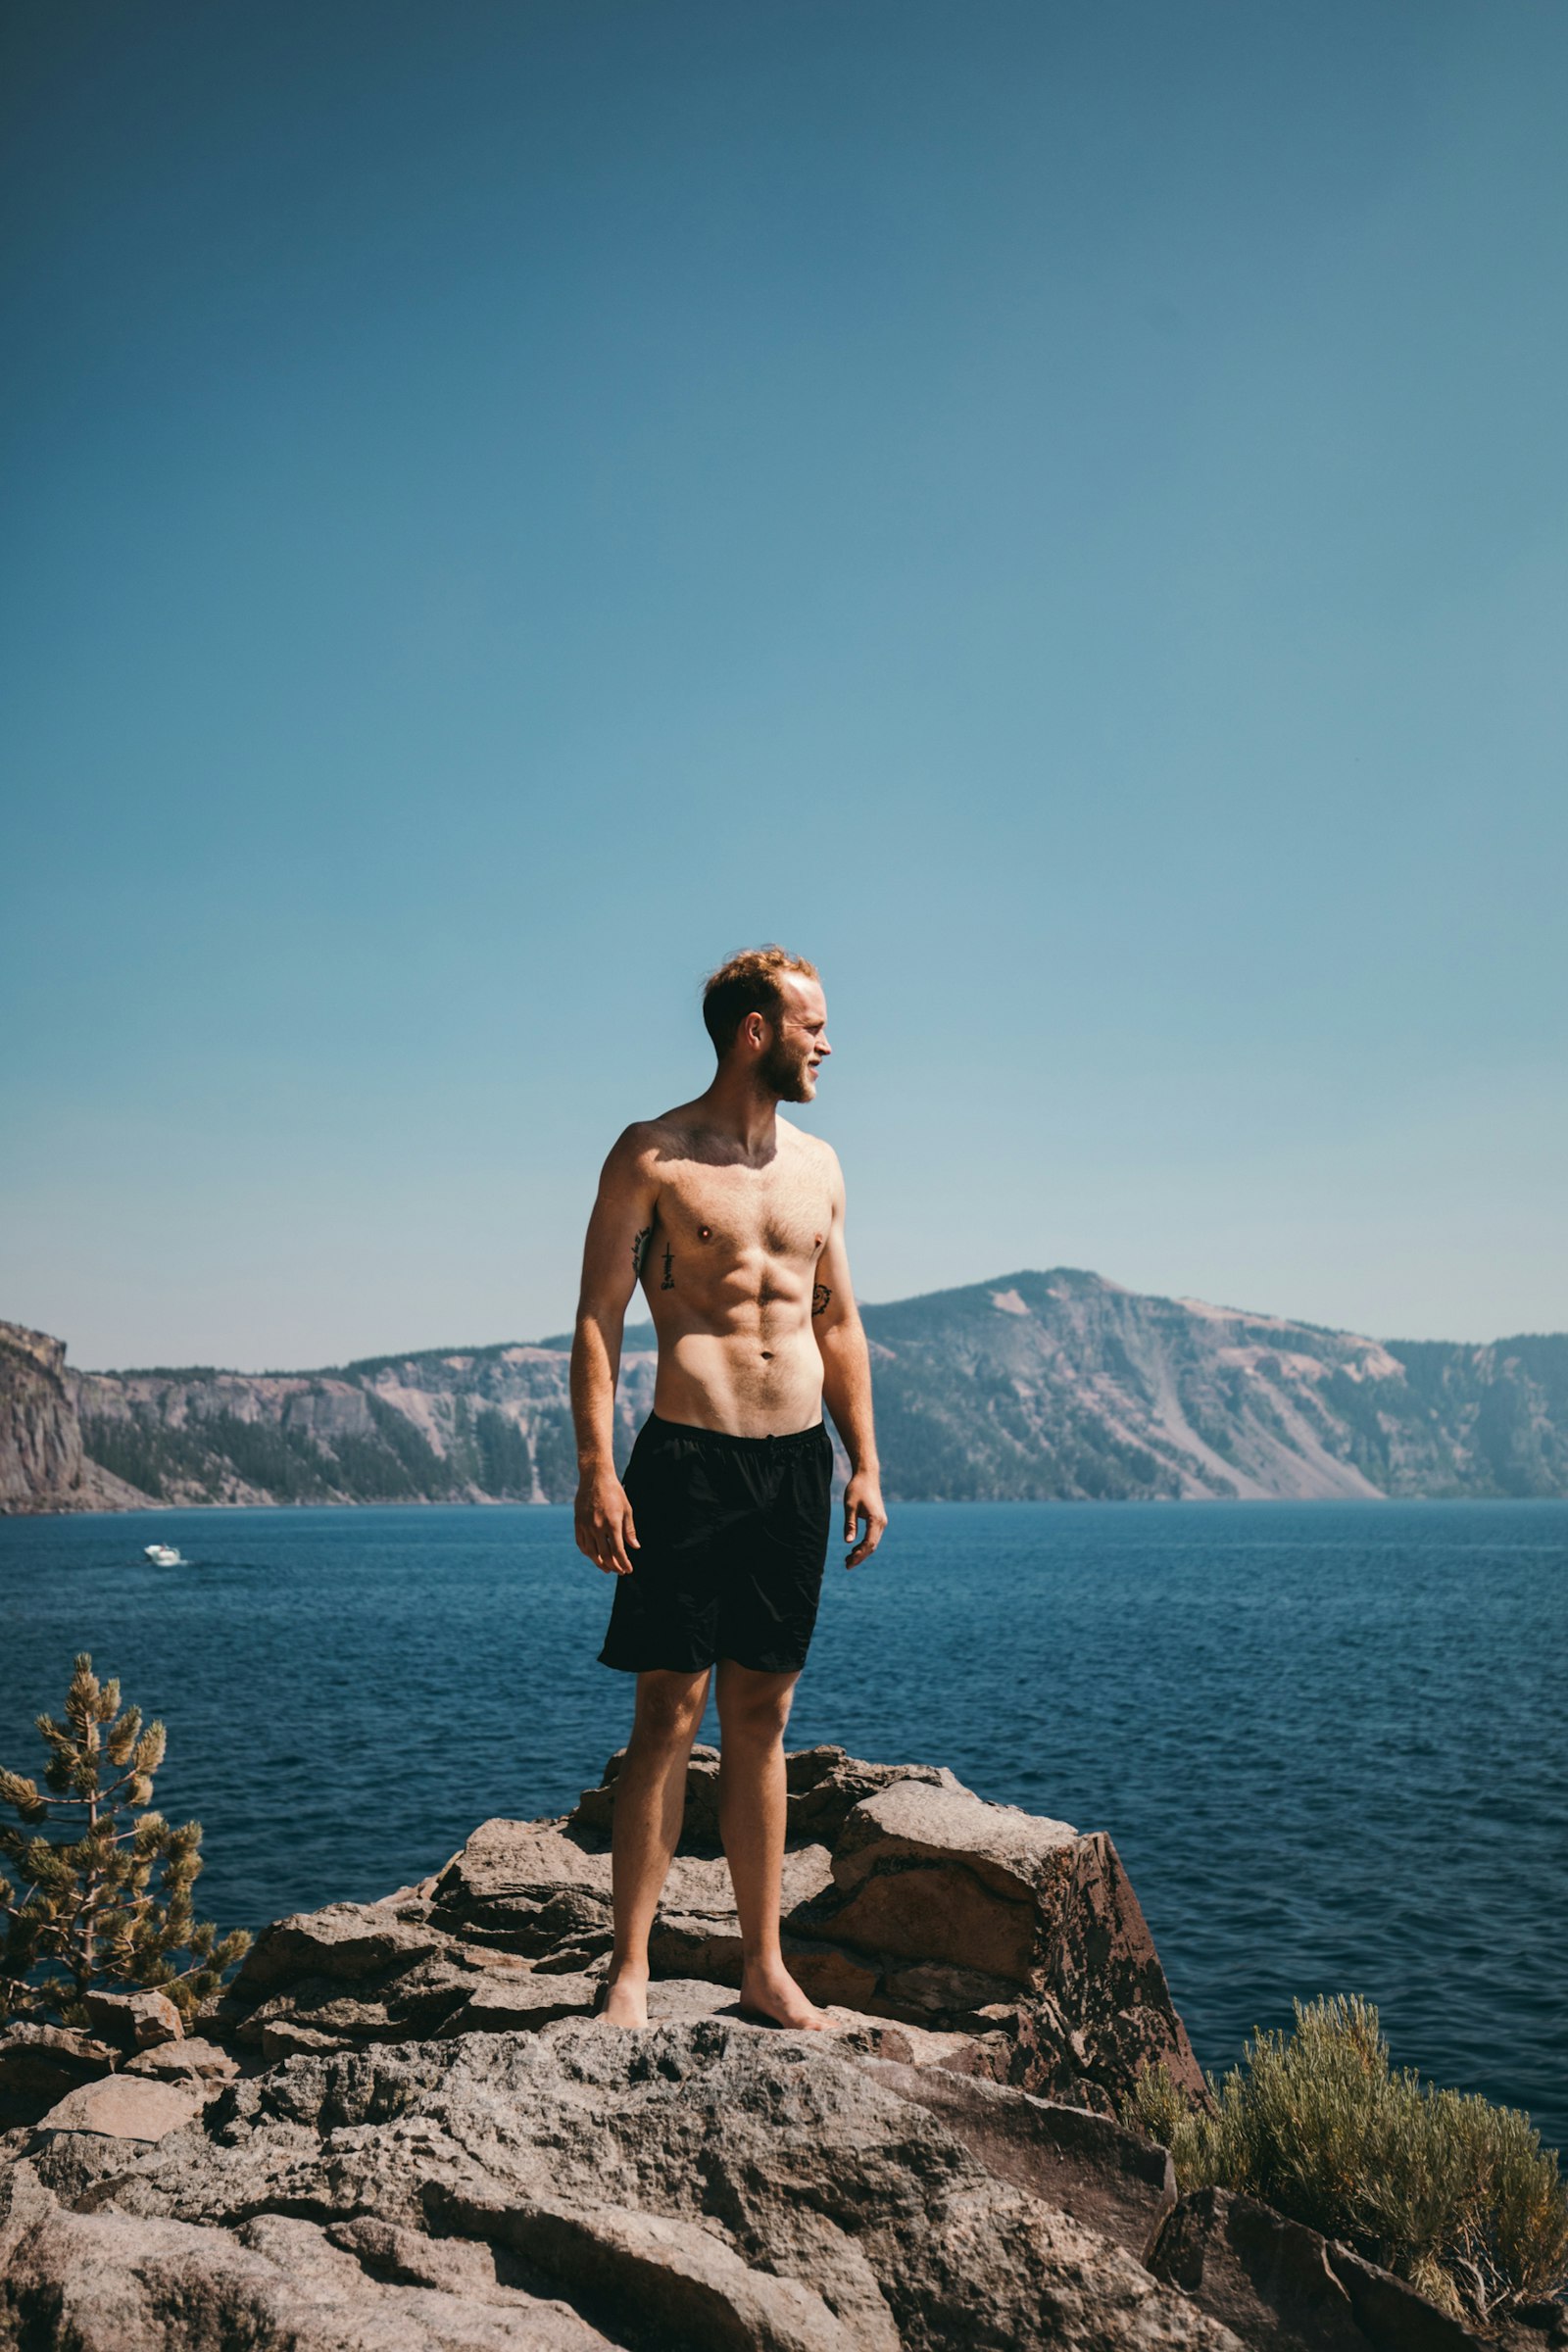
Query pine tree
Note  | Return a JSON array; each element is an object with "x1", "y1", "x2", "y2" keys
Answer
[{"x1": 0, "y1": 1652, "x2": 250, "y2": 2028}]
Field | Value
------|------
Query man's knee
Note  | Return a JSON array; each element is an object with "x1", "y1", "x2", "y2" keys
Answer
[
  {"x1": 630, "y1": 1670, "x2": 709, "y2": 1753},
  {"x1": 716, "y1": 1668, "x2": 796, "y2": 1746}
]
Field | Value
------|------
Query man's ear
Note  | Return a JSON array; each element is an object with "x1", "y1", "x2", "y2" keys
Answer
[{"x1": 743, "y1": 1010, "x2": 768, "y2": 1054}]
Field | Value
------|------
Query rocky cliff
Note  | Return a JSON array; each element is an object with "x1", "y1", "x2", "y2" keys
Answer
[
  {"x1": 3, "y1": 1270, "x2": 1567, "y2": 1512},
  {"x1": 0, "y1": 1323, "x2": 142, "y2": 1515},
  {"x1": 5, "y1": 1748, "x2": 1538, "y2": 2352},
  {"x1": 858, "y1": 1270, "x2": 1568, "y2": 1501},
  {"x1": 66, "y1": 1341, "x2": 660, "y2": 1513}
]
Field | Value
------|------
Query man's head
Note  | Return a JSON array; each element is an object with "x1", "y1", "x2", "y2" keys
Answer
[{"x1": 702, "y1": 946, "x2": 830, "y2": 1104}]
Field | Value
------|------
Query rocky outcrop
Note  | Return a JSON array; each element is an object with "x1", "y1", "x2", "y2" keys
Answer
[
  {"x1": 7, "y1": 1270, "x2": 1567, "y2": 1512},
  {"x1": 346, "y1": 1744, "x2": 1207, "y2": 2113},
  {"x1": 0, "y1": 1322, "x2": 144, "y2": 1514},
  {"x1": 1, "y1": 2026, "x2": 1236, "y2": 2352},
  {"x1": 0, "y1": 1749, "x2": 1532, "y2": 2351}
]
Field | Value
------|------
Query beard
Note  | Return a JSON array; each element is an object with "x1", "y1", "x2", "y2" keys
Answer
[{"x1": 760, "y1": 1037, "x2": 814, "y2": 1103}]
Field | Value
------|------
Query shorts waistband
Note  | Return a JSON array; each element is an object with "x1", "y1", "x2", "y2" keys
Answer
[{"x1": 643, "y1": 1411, "x2": 828, "y2": 1454}]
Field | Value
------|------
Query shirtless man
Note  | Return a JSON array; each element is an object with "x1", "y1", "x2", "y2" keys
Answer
[{"x1": 570, "y1": 946, "x2": 888, "y2": 2032}]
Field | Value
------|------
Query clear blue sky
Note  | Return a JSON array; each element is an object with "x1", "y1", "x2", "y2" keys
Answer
[{"x1": 3, "y1": 0, "x2": 1564, "y2": 1369}]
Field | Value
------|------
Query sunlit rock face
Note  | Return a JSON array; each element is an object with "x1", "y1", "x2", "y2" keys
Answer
[
  {"x1": 0, "y1": 1746, "x2": 1231, "y2": 2352},
  {"x1": 0, "y1": 1321, "x2": 141, "y2": 1513}
]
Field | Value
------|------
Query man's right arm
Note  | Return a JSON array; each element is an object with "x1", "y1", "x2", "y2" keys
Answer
[{"x1": 569, "y1": 1128, "x2": 659, "y2": 1577}]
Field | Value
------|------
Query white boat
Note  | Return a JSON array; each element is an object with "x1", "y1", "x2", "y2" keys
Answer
[{"x1": 143, "y1": 1543, "x2": 184, "y2": 1566}]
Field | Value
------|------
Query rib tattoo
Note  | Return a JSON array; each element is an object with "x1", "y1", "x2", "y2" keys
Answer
[
  {"x1": 631, "y1": 1226, "x2": 652, "y2": 1276},
  {"x1": 661, "y1": 1245, "x2": 674, "y2": 1291},
  {"x1": 812, "y1": 1283, "x2": 832, "y2": 1317}
]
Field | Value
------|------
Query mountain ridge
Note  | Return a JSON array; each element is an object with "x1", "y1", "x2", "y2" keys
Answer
[{"x1": 3, "y1": 1267, "x2": 1566, "y2": 1511}]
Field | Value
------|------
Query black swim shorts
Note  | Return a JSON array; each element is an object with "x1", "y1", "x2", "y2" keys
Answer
[{"x1": 597, "y1": 1412, "x2": 834, "y2": 1676}]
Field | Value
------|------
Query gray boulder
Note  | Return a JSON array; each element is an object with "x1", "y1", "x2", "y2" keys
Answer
[
  {"x1": 124, "y1": 2037, "x2": 240, "y2": 2086},
  {"x1": 1, "y1": 2021, "x2": 1239, "y2": 2352},
  {"x1": 83, "y1": 1988, "x2": 185, "y2": 2051},
  {"x1": 35, "y1": 2073, "x2": 207, "y2": 2142},
  {"x1": 234, "y1": 1903, "x2": 446, "y2": 1994},
  {"x1": 793, "y1": 1775, "x2": 1208, "y2": 2107}
]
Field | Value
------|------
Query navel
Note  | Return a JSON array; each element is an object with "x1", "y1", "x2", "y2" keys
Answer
[{"x1": 699, "y1": 1224, "x2": 712, "y2": 1241}]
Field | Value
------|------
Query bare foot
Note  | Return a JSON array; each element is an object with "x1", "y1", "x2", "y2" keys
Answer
[
  {"x1": 737, "y1": 1963, "x2": 828, "y2": 2032},
  {"x1": 599, "y1": 1969, "x2": 649, "y2": 2030}
]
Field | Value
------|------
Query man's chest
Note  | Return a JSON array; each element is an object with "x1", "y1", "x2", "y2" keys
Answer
[{"x1": 662, "y1": 1162, "x2": 833, "y2": 1261}]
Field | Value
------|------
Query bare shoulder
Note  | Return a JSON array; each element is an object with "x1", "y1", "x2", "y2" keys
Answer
[
  {"x1": 601, "y1": 1118, "x2": 669, "y2": 1180},
  {"x1": 604, "y1": 1104, "x2": 718, "y2": 1181},
  {"x1": 779, "y1": 1119, "x2": 844, "y2": 1193}
]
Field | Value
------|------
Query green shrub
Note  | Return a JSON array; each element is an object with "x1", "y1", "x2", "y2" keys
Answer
[
  {"x1": 1123, "y1": 1995, "x2": 1568, "y2": 2325},
  {"x1": 0, "y1": 1653, "x2": 250, "y2": 2028}
]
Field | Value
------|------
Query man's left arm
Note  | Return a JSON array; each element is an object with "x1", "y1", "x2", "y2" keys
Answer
[{"x1": 811, "y1": 1159, "x2": 888, "y2": 1569}]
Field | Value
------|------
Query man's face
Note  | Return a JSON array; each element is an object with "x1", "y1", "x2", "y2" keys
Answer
[{"x1": 759, "y1": 975, "x2": 831, "y2": 1103}]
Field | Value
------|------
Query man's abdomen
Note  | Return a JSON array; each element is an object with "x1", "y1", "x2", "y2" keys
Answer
[{"x1": 650, "y1": 1323, "x2": 824, "y2": 1441}]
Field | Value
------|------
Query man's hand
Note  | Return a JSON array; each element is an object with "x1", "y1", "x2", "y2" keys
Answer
[
  {"x1": 843, "y1": 1470, "x2": 887, "y2": 1569},
  {"x1": 575, "y1": 1472, "x2": 640, "y2": 1575}
]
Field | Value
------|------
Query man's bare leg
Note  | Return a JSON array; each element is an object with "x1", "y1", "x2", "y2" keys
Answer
[
  {"x1": 715, "y1": 1660, "x2": 827, "y2": 2031},
  {"x1": 603, "y1": 1667, "x2": 710, "y2": 2028}
]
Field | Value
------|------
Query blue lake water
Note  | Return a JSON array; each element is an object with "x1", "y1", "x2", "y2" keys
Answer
[{"x1": 2, "y1": 1498, "x2": 1563, "y2": 2151}]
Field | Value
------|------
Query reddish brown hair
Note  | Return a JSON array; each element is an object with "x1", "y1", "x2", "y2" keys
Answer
[{"x1": 701, "y1": 945, "x2": 820, "y2": 1056}]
